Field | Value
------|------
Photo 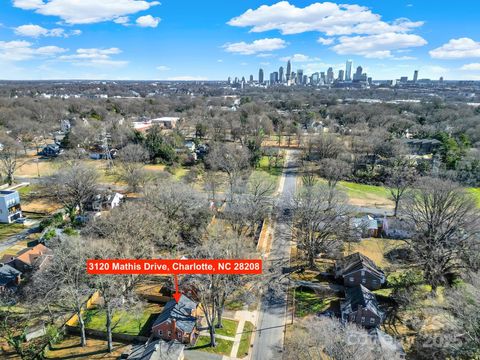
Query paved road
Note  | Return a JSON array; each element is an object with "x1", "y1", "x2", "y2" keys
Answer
[{"x1": 251, "y1": 150, "x2": 298, "y2": 360}]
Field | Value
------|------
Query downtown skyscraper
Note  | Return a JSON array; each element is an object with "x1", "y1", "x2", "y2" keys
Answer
[
  {"x1": 286, "y1": 60, "x2": 291, "y2": 82},
  {"x1": 259, "y1": 68, "x2": 264, "y2": 84},
  {"x1": 345, "y1": 60, "x2": 353, "y2": 81},
  {"x1": 279, "y1": 66, "x2": 284, "y2": 83}
]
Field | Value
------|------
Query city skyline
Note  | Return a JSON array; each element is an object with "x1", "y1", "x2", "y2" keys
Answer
[
  {"x1": 231, "y1": 58, "x2": 424, "y2": 87},
  {"x1": 1, "y1": 1, "x2": 480, "y2": 80}
]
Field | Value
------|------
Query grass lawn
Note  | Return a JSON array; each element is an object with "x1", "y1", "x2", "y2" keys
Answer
[
  {"x1": 257, "y1": 155, "x2": 284, "y2": 177},
  {"x1": 215, "y1": 318, "x2": 238, "y2": 338},
  {"x1": 294, "y1": 289, "x2": 337, "y2": 317},
  {"x1": 83, "y1": 303, "x2": 163, "y2": 336},
  {"x1": 194, "y1": 336, "x2": 234, "y2": 356},
  {"x1": 44, "y1": 335, "x2": 130, "y2": 360},
  {"x1": 468, "y1": 188, "x2": 480, "y2": 206},
  {"x1": 345, "y1": 238, "x2": 404, "y2": 268},
  {"x1": 338, "y1": 181, "x2": 393, "y2": 208},
  {"x1": 237, "y1": 321, "x2": 254, "y2": 358},
  {"x1": 0, "y1": 223, "x2": 25, "y2": 241}
]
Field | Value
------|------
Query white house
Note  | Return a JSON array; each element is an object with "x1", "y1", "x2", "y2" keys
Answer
[{"x1": 0, "y1": 190, "x2": 22, "y2": 224}]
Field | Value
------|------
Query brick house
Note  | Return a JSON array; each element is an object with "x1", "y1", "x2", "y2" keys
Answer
[
  {"x1": 7, "y1": 244, "x2": 53, "y2": 272},
  {"x1": 341, "y1": 285, "x2": 384, "y2": 328},
  {"x1": 151, "y1": 295, "x2": 198, "y2": 345},
  {"x1": 335, "y1": 252, "x2": 386, "y2": 290}
]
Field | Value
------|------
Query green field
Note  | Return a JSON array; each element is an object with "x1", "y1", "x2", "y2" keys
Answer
[
  {"x1": 83, "y1": 304, "x2": 162, "y2": 336},
  {"x1": 338, "y1": 181, "x2": 390, "y2": 200},
  {"x1": 237, "y1": 321, "x2": 254, "y2": 358},
  {"x1": 194, "y1": 336, "x2": 234, "y2": 356}
]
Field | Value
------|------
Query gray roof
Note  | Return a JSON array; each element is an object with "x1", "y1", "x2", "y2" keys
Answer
[
  {"x1": 341, "y1": 285, "x2": 384, "y2": 319},
  {"x1": 336, "y1": 252, "x2": 385, "y2": 279},
  {"x1": 152, "y1": 295, "x2": 197, "y2": 333},
  {"x1": 0, "y1": 264, "x2": 21, "y2": 286},
  {"x1": 128, "y1": 340, "x2": 184, "y2": 360}
]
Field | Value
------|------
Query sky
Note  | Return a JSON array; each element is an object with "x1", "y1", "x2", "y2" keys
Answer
[{"x1": 1, "y1": 0, "x2": 480, "y2": 81}]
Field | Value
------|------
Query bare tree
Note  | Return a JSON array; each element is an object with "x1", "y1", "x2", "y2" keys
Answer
[
  {"x1": 144, "y1": 179, "x2": 211, "y2": 246},
  {"x1": 47, "y1": 162, "x2": 99, "y2": 219},
  {"x1": 31, "y1": 236, "x2": 91, "y2": 347},
  {"x1": 0, "y1": 137, "x2": 24, "y2": 185},
  {"x1": 318, "y1": 158, "x2": 351, "y2": 189},
  {"x1": 306, "y1": 133, "x2": 343, "y2": 160},
  {"x1": 284, "y1": 317, "x2": 403, "y2": 360},
  {"x1": 400, "y1": 177, "x2": 480, "y2": 291},
  {"x1": 88, "y1": 238, "x2": 141, "y2": 353},
  {"x1": 185, "y1": 224, "x2": 255, "y2": 346},
  {"x1": 116, "y1": 143, "x2": 149, "y2": 191},
  {"x1": 206, "y1": 143, "x2": 250, "y2": 201},
  {"x1": 385, "y1": 160, "x2": 417, "y2": 217},
  {"x1": 293, "y1": 185, "x2": 352, "y2": 268},
  {"x1": 203, "y1": 169, "x2": 225, "y2": 202},
  {"x1": 223, "y1": 172, "x2": 274, "y2": 238}
]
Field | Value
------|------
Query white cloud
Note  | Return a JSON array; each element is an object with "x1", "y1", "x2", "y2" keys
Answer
[
  {"x1": 136, "y1": 14, "x2": 160, "y2": 27},
  {"x1": 114, "y1": 17, "x2": 130, "y2": 25},
  {"x1": 223, "y1": 38, "x2": 286, "y2": 55},
  {"x1": 166, "y1": 76, "x2": 208, "y2": 81},
  {"x1": 279, "y1": 53, "x2": 320, "y2": 62},
  {"x1": 332, "y1": 32, "x2": 427, "y2": 58},
  {"x1": 13, "y1": 0, "x2": 160, "y2": 25},
  {"x1": 430, "y1": 38, "x2": 480, "y2": 59},
  {"x1": 217, "y1": 59, "x2": 223, "y2": 62},
  {"x1": 392, "y1": 56, "x2": 417, "y2": 60},
  {"x1": 59, "y1": 48, "x2": 128, "y2": 67},
  {"x1": 228, "y1": 1, "x2": 423, "y2": 36},
  {"x1": 257, "y1": 53, "x2": 274, "y2": 57},
  {"x1": 317, "y1": 37, "x2": 334, "y2": 45},
  {"x1": 12, "y1": 0, "x2": 44, "y2": 10},
  {"x1": 0, "y1": 40, "x2": 66, "y2": 61},
  {"x1": 14, "y1": 24, "x2": 81, "y2": 38},
  {"x1": 461, "y1": 63, "x2": 480, "y2": 71},
  {"x1": 156, "y1": 65, "x2": 170, "y2": 71}
]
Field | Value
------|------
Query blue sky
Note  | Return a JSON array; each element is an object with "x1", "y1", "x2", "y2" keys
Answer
[{"x1": 1, "y1": 0, "x2": 480, "y2": 80}]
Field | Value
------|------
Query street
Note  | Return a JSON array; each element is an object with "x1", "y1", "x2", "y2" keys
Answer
[{"x1": 251, "y1": 150, "x2": 298, "y2": 360}]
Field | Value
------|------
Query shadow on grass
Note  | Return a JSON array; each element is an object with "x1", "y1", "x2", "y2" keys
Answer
[{"x1": 47, "y1": 349, "x2": 114, "y2": 360}]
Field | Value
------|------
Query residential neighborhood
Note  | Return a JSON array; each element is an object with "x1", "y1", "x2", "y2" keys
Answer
[{"x1": 0, "y1": 1, "x2": 480, "y2": 360}]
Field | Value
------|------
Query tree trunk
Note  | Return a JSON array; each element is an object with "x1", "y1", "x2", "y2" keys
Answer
[
  {"x1": 77, "y1": 310, "x2": 87, "y2": 347},
  {"x1": 393, "y1": 199, "x2": 399, "y2": 217},
  {"x1": 106, "y1": 302, "x2": 113, "y2": 352},
  {"x1": 7, "y1": 171, "x2": 14, "y2": 186},
  {"x1": 209, "y1": 326, "x2": 216, "y2": 347},
  {"x1": 216, "y1": 305, "x2": 224, "y2": 329},
  {"x1": 308, "y1": 250, "x2": 316, "y2": 269}
]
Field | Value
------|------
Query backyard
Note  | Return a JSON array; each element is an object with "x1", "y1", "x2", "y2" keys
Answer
[{"x1": 81, "y1": 302, "x2": 163, "y2": 336}]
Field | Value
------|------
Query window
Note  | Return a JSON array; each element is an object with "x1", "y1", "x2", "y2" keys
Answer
[
  {"x1": 361, "y1": 316, "x2": 365, "y2": 323},
  {"x1": 362, "y1": 278, "x2": 366, "y2": 284},
  {"x1": 168, "y1": 331, "x2": 171, "y2": 337},
  {"x1": 158, "y1": 330, "x2": 163, "y2": 336},
  {"x1": 349, "y1": 276, "x2": 354, "y2": 282},
  {"x1": 178, "y1": 332, "x2": 182, "y2": 340},
  {"x1": 361, "y1": 270, "x2": 365, "y2": 276},
  {"x1": 369, "y1": 318, "x2": 375, "y2": 324},
  {"x1": 372, "y1": 279, "x2": 378, "y2": 285}
]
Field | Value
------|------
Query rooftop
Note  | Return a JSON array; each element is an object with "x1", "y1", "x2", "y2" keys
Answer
[{"x1": 152, "y1": 295, "x2": 197, "y2": 334}]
